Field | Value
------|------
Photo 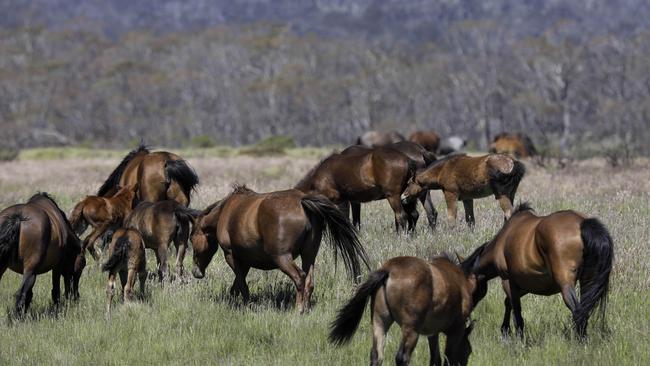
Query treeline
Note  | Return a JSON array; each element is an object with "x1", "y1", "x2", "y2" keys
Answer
[{"x1": 1, "y1": 20, "x2": 649, "y2": 156}]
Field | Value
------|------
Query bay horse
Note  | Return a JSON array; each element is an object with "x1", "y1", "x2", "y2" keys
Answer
[
  {"x1": 0, "y1": 193, "x2": 86, "y2": 315},
  {"x1": 190, "y1": 185, "x2": 369, "y2": 313},
  {"x1": 401, "y1": 153, "x2": 525, "y2": 226},
  {"x1": 125, "y1": 200, "x2": 199, "y2": 281},
  {"x1": 70, "y1": 184, "x2": 138, "y2": 260},
  {"x1": 102, "y1": 228, "x2": 147, "y2": 315},
  {"x1": 356, "y1": 130, "x2": 405, "y2": 147},
  {"x1": 295, "y1": 147, "x2": 417, "y2": 233},
  {"x1": 330, "y1": 255, "x2": 476, "y2": 366},
  {"x1": 340, "y1": 142, "x2": 438, "y2": 231},
  {"x1": 460, "y1": 203, "x2": 613, "y2": 339},
  {"x1": 97, "y1": 143, "x2": 199, "y2": 206},
  {"x1": 489, "y1": 132, "x2": 538, "y2": 159},
  {"x1": 409, "y1": 130, "x2": 441, "y2": 153}
]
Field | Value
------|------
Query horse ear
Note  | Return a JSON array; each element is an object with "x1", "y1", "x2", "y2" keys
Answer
[{"x1": 455, "y1": 251, "x2": 466, "y2": 263}]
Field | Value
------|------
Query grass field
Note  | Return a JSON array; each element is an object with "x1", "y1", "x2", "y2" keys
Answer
[{"x1": 0, "y1": 149, "x2": 649, "y2": 365}]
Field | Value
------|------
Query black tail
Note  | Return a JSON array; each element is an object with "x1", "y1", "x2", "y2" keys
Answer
[
  {"x1": 165, "y1": 159, "x2": 199, "y2": 204},
  {"x1": 489, "y1": 159, "x2": 526, "y2": 199},
  {"x1": 102, "y1": 236, "x2": 130, "y2": 272},
  {"x1": 173, "y1": 205, "x2": 202, "y2": 224},
  {"x1": 329, "y1": 270, "x2": 389, "y2": 345},
  {"x1": 576, "y1": 218, "x2": 614, "y2": 337},
  {"x1": 301, "y1": 195, "x2": 369, "y2": 279},
  {"x1": 98, "y1": 143, "x2": 149, "y2": 196},
  {"x1": 0, "y1": 213, "x2": 24, "y2": 265},
  {"x1": 422, "y1": 150, "x2": 437, "y2": 166}
]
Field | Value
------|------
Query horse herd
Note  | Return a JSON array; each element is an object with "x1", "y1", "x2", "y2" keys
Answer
[{"x1": 0, "y1": 132, "x2": 613, "y2": 365}]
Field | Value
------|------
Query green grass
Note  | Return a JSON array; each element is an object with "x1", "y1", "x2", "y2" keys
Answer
[{"x1": 0, "y1": 156, "x2": 648, "y2": 365}]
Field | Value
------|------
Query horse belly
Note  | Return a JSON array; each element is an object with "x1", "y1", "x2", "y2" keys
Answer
[
  {"x1": 458, "y1": 185, "x2": 493, "y2": 200},
  {"x1": 342, "y1": 186, "x2": 383, "y2": 202},
  {"x1": 232, "y1": 245, "x2": 279, "y2": 270},
  {"x1": 511, "y1": 271, "x2": 559, "y2": 295}
]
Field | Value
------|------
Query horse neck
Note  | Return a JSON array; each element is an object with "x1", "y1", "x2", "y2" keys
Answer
[
  {"x1": 418, "y1": 164, "x2": 442, "y2": 189},
  {"x1": 109, "y1": 192, "x2": 134, "y2": 214}
]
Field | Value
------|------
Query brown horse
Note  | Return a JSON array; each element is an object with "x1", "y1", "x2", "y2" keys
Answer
[
  {"x1": 489, "y1": 132, "x2": 538, "y2": 159},
  {"x1": 70, "y1": 184, "x2": 138, "y2": 260},
  {"x1": 125, "y1": 200, "x2": 199, "y2": 281},
  {"x1": 102, "y1": 228, "x2": 147, "y2": 315},
  {"x1": 340, "y1": 142, "x2": 438, "y2": 230},
  {"x1": 97, "y1": 143, "x2": 199, "y2": 206},
  {"x1": 356, "y1": 130, "x2": 405, "y2": 147},
  {"x1": 409, "y1": 130, "x2": 441, "y2": 153},
  {"x1": 401, "y1": 153, "x2": 525, "y2": 226},
  {"x1": 296, "y1": 147, "x2": 417, "y2": 232},
  {"x1": 0, "y1": 193, "x2": 86, "y2": 315},
  {"x1": 461, "y1": 203, "x2": 613, "y2": 339},
  {"x1": 330, "y1": 255, "x2": 476, "y2": 365},
  {"x1": 190, "y1": 186, "x2": 369, "y2": 313}
]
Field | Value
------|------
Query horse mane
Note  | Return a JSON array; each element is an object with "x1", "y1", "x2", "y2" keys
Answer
[
  {"x1": 231, "y1": 183, "x2": 255, "y2": 195},
  {"x1": 460, "y1": 242, "x2": 489, "y2": 275},
  {"x1": 97, "y1": 143, "x2": 149, "y2": 196},
  {"x1": 429, "y1": 252, "x2": 458, "y2": 264},
  {"x1": 427, "y1": 152, "x2": 467, "y2": 169},
  {"x1": 294, "y1": 152, "x2": 336, "y2": 190},
  {"x1": 511, "y1": 202, "x2": 534, "y2": 217}
]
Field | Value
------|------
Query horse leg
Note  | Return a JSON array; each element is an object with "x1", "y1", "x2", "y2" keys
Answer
[
  {"x1": 403, "y1": 200, "x2": 419, "y2": 233},
  {"x1": 124, "y1": 268, "x2": 138, "y2": 303},
  {"x1": 51, "y1": 269, "x2": 61, "y2": 306},
  {"x1": 173, "y1": 225, "x2": 189, "y2": 278},
  {"x1": 275, "y1": 255, "x2": 307, "y2": 314},
  {"x1": 84, "y1": 223, "x2": 110, "y2": 261},
  {"x1": 427, "y1": 334, "x2": 441, "y2": 366},
  {"x1": 106, "y1": 272, "x2": 116, "y2": 315},
  {"x1": 501, "y1": 280, "x2": 513, "y2": 337},
  {"x1": 395, "y1": 326, "x2": 419, "y2": 366},
  {"x1": 387, "y1": 195, "x2": 409, "y2": 233},
  {"x1": 337, "y1": 201, "x2": 350, "y2": 221},
  {"x1": 462, "y1": 199, "x2": 475, "y2": 227},
  {"x1": 509, "y1": 284, "x2": 526, "y2": 339},
  {"x1": 443, "y1": 191, "x2": 458, "y2": 225},
  {"x1": 118, "y1": 270, "x2": 128, "y2": 300},
  {"x1": 155, "y1": 243, "x2": 170, "y2": 283},
  {"x1": 497, "y1": 195, "x2": 514, "y2": 220},
  {"x1": 420, "y1": 190, "x2": 438, "y2": 230},
  {"x1": 351, "y1": 202, "x2": 362, "y2": 230},
  {"x1": 15, "y1": 271, "x2": 36, "y2": 316},
  {"x1": 370, "y1": 294, "x2": 393, "y2": 366},
  {"x1": 223, "y1": 250, "x2": 250, "y2": 302}
]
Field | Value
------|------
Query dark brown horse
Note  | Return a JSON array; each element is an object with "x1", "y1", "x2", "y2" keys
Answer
[
  {"x1": 461, "y1": 203, "x2": 613, "y2": 339},
  {"x1": 190, "y1": 186, "x2": 369, "y2": 313},
  {"x1": 356, "y1": 130, "x2": 405, "y2": 147},
  {"x1": 330, "y1": 255, "x2": 476, "y2": 365},
  {"x1": 409, "y1": 130, "x2": 441, "y2": 153},
  {"x1": 97, "y1": 143, "x2": 199, "y2": 206},
  {"x1": 489, "y1": 132, "x2": 538, "y2": 159},
  {"x1": 70, "y1": 184, "x2": 138, "y2": 260},
  {"x1": 125, "y1": 200, "x2": 199, "y2": 281},
  {"x1": 102, "y1": 228, "x2": 147, "y2": 315},
  {"x1": 296, "y1": 147, "x2": 417, "y2": 232},
  {"x1": 401, "y1": 153, "x2": 525, "y2": 226},
  {"x1": 0, "y1": 193, "x2": 86, "y2": 315},
  {"x1": 340, "y1": 142, "x2": 438, "y2": 230}
]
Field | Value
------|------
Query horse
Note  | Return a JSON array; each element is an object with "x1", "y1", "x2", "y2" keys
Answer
[
  {"x1": 330, "y1": 255, "x2": 477, "y2": 366},
  {"x1": 0, "y1": 193, "x2": 86, "y2": 315},
  {"x1": 296, "y1": 147, "x2": 417, "y2": 233},
  {"x1": 356, "y1": 130, "x2": 405, "y2": 147},
  {"x1": 489, "y1": 132, "x2": 538, "y2": 159},
  {"x1": 124, "y1": 200, "x2": 199, "y2": 281},
  {"x1": 438, "y1": 136, "x2": 466, "y2": 155},
  {"x1": 190, "y1": 185, "x2": 369, "y2": 313},
  {"x1": 339, "y1": 142, "x2": 438, "y2": 231},
  {"x1": 409, "y1": 130, "x2": 441, "y2": 153},
  {"x1": 460, "y1": 203, "x2": 613, "y2": 339},
  {"x1": 401, "y1": 153, "x2": 525, "y2": 226},
  {"x1": 97, "y1": 143, "x2": 199, "y2": 206},
  {"x1": 102, "y1": 228, "x2": 147, "y2": 315},
  {"x1": 70, "y1": 184, "x2": 138, "y2": 261}
]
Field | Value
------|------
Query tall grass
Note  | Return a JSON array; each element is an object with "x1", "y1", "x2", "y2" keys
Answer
[{"x1": 0, "y1": 154, "x2": 648, "y2": 365}]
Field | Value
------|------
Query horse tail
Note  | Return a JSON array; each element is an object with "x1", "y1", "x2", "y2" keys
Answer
[
  {"x1": 489, "y1": 158, "x2": 526, "y2": 199},
  {"x1": 422, "y1": 150, "x2": 437, "y2": 166},
  {"x1": 69, "y1": 200, "x2": 88, "y2": 235},
  {"x1": 101, "y1": 236, "x2": 130, "y2": 272},
  {"x1": 329, "y1": 270, "x2": 389, "y2": 345},
  {"x1": 0, "y1": 213, "x2": 24, "y2": 266},
  {"x1": 98, "y1": 143, "x2": 149, "y2": 196},
  {"x1": 576, "y1": 218, "x2": 614, "y2": 337},
  {"x1": 173, "y1": 205, "x2": 202, "y2": 225},
  {"x1": 165, "y1": 159, "x2": 199, "y2": 204},
  {"x1": 301, "y1": 194, "x2": 369, "y2": 279}
]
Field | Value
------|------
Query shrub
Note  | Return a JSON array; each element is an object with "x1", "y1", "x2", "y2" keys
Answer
[
  {"x1": 189, "y1": 135, "x2": 216, "y2": 148},
  {"x1": 0, "y1": 147, "x2": 19, "y2": 161},
  {"x1": 239, "y1": 135, "x2": 295, "y2": 156}
]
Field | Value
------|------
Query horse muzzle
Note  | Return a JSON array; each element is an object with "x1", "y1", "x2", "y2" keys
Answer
[
  {"x1": 192, "y1": 267, "x2": 204, "y2": 279},
  {"x1": 400, "y1": 193, "x2": 410, "y2": 205}
]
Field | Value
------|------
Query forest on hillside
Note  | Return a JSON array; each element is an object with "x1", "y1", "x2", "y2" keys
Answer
[{"x1": 0, "y1": 0, "x2": 649, "y2": 157}]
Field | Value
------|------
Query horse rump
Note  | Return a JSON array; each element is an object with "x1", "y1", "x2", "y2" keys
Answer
[
  {"x1": 102, "y1": 236, "x2": 131, "y2": 272},
  {"x1": 488, "y1": 158, "x2": 526, "y2": 199},
  {"x1": 0, "y1": 213, "x2": 25, "y2": 265}
]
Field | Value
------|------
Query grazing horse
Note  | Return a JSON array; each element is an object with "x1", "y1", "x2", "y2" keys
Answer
[
  {"x1": 461, "y1": 203, "x2": 613, "y2": 339},
  {"x1": 125, "y1": 200, "x2": 199, "y2": 281},
  {"x1": 70, "y1": 184, "x2": 138, "y2": 260},
  {"x1": 401, "y1": 153, "x2": 525, "y2": 226},
  {"x1": 0, "y1": 193, "x2": 86, "y2": 315},
  {"x1": 102, "y1": 228, "x2": 147, "y2": 315},
  {"x1": 330, "y1": 256, "x2": 476, "y2": 366},
  {"x1": 97, "y1": 143, "x2": 199, "y2": 206},
  {"x1": 190, "y1": 185, "x2": 369, "y2": 313},
  {"x1": 340, "y1": 142, "x2": 438, "y2": 231},
  {"x1": 409, "y1": 130, "x2": 441, "y2": 153},
  {"x1": 356, "y1": 130, "x2": 405, "y2": 147},
  {"x1": 296, "y1": 147, "x2": 417, "y2": 233},
  {"x1": 489, "y1": 132, "x2": 538, "y2": 159}
]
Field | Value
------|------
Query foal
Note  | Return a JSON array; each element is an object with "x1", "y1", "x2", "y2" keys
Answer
[
  {"x1": 70, "y1": 184, "x2": 138, "y2": 260},
  {"x1": 330, "y1": 256, "x2": 477, "y2": 365},
  {"x1": 102, "y1": 228, "x2": 146, "y2": 314}
]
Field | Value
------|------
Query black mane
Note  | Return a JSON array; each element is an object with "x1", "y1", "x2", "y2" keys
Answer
[
  {"x1": 460, "y1": 241, "x2": 488, "y2": 275},
  {"x1": 97, "y1": 143, "x2": 149, "y2": 196},
  {"x1": 511, "y1": 202, "x2": 534, "y2": 217}
]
